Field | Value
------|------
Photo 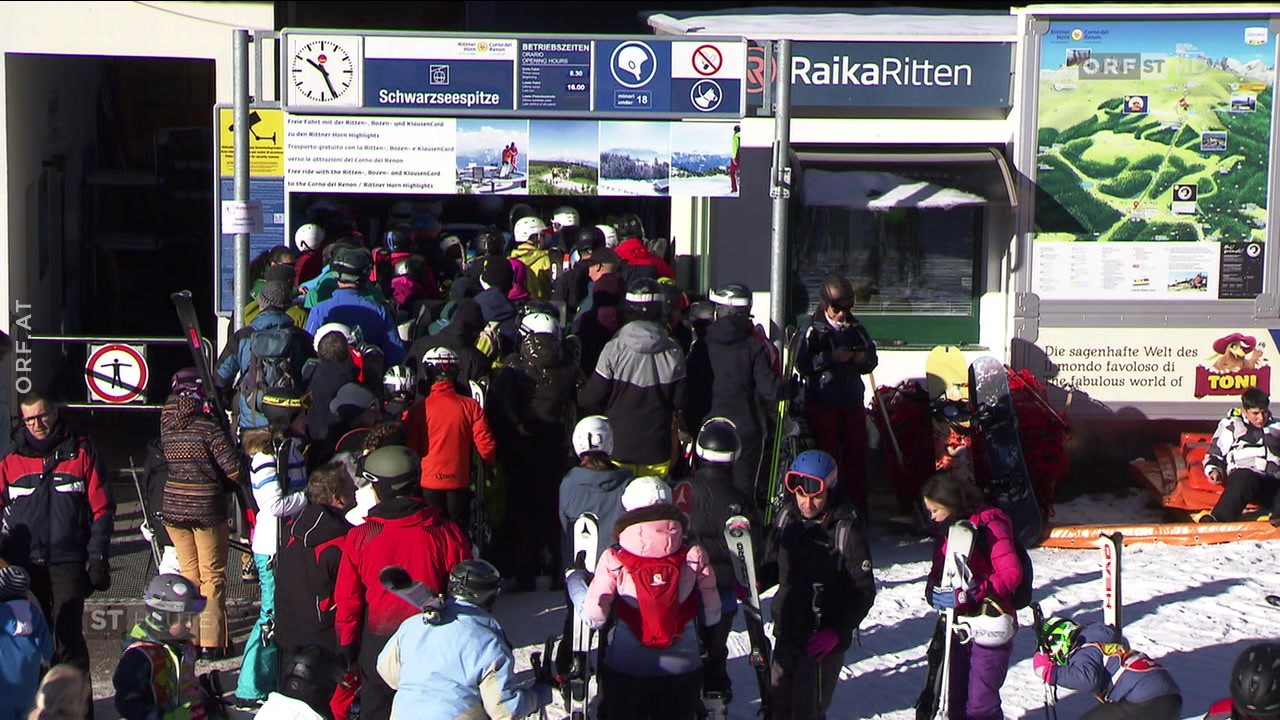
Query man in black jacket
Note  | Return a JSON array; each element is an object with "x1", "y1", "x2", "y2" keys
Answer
[{"x1": 758, "y1": 449, "x2": 875, "y2": 720}]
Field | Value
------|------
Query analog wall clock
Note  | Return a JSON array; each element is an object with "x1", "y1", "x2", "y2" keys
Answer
[{"x1": 286, "y1": 35, "x2": 361, "y2": 108}]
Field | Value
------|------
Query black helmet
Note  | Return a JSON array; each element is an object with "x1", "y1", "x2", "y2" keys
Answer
[
  {"x1": 472, "y1": 226, "x2": 505, "y2": 259},
  {"x1": 392, "y1": 255, "x2": 426, "y2": 280},
  {"x1": 281, "y1": 645, "x2": 345, "y2": 705},
  {"x1": 1232, "y1": 643, "x2": 1280, "y2": 717},
  {"x1": 508, "y1": 203, "x2": 539, "y2": 232},
  {"x1": 710, "y1": 283, "x2": 752, "y2": 317},
  {"x1": 332, "y1": 248, "x2": 371, "y2": 283},
  {"x1": 143, "y1": 573, "x2": 206, "y2": 639},
  {"x1": 575, "y1": 225, "x2": 606, "y2": 253},
  {"x1": 360, "y1": 445, "x2": 420, "y2": 494},
  {"x1": 384, "y1": 223, "x2": 414, "y2": 253},
  {"x1": 695, "y1": 417, "x2": 741, "y2": 464},
  {"x1": 623, "y1": 278, "x2": 665, "y2": 322},
  {"x1": 615, "y1": 213, "x2": 645, "y2": 240},
  {"x1": 449, "y1": 559, "x2": 503, "y2": 607}
]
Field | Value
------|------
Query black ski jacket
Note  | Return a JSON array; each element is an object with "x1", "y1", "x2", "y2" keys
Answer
[
  {"x1": 794, "y1": 310, "x2": 878, "y2": 408},
  {"x1": 686, "y1": 314, "x2": 784, "y2": 436},
  {"x1": 683, "y1": 463, "x2": 759, "y2": 594},
  {"x1": 758, "y1": 495, "x2": 876, "y2": 652},
  {"x1": 274, "y1": 502, "x2": 354, "y2": 654}
]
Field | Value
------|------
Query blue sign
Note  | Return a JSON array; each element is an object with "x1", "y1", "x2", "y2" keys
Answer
[
  {"x1": 594, "y1": 40, "x2": 672, "y2": 114},
  {"x1": 671, "y1": 77, "x2": 742, "y2": 115},
  {"x1": 216, "y1": 177, "x2": 286, "y2": 315},
  {"x1": 518, "y1": 40, "x2": 592, "y2": 111},
  {"x1": 365, "y1": 58, "x2": 515, "y2": 111}
]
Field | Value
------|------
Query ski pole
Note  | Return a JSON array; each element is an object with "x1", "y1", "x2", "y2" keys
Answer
[
  {"x1": 868, "y1": 371, "x2": 905, "y2": 470},
  {"x1": 127, "y1": 457, "x2": 163, "y2": 567},
  {"x1": 812, "y1": 582, "x2": 824, "y2": 714},
  {"x1": 1030, "y1": 602, "x2": 1057, "y2": 720}
]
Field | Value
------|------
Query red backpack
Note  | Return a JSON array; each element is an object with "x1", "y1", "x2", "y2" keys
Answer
[{"x1": 611, "y1": 544, "x2": 699, "y2": 649}]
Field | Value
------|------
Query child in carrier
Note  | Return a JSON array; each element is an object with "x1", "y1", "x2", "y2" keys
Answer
[
  {"x1": 1036, "y1": 616, "x2": 1182, "y2": 720},
  {"x1": 571, "y1": 478, "x2": 720, "y2": 720},
  {"x1": 0, "y1": 566, "x2": 53, "y2": 719}
]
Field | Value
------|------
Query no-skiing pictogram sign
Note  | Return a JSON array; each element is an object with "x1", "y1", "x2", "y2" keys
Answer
[
  {"x1": 85, "y1": 343, "x2": 149, "y2": 403},
  {"x1": 693, "y1": 45, "x2": 723, "y2": 76}
]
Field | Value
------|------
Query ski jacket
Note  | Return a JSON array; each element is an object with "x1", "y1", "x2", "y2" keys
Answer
[
  {"x1": 557, "y1": 464, "x2": 635, "y2": 566},
  {"x1": 215, "y1": 310, "x2": 314, "y2": 430},
  {"x1": 474, "y1": 288, "x2": 519, "y2": 356},
  {"x1": 112, "y1": 624, "x2": 205, "y2": 720},
  {"x1": 295, "y1": 250, "x2": 325, "y2": 287},
  {"x1": 508, "y1": 244, "x2": 553, "y2": 300},
  {"x1": 615, "y1": 238, "x2": 675, "y2": 279},
  {"x1": 403, "y1": 381, "x2": 497, "y2": 491},
  {"x1": 582, "y1": 503, "x2": 720, "y2": 677},
  {"x1": 303, "y1": 360, "x2": 360, "y2": 446},
  {"x1": 306, "y1": 288, "x2": 406, "y2": 367},
  {"x1": 406, "y1": 301, "x2": 491, "y2": 395},
  {"x1": 684, "y1": 463, "x2": 759, "y2": 594},
  {"x1": 243, "y1": 301, "x2": 309, "y2": 330},
  {"x1": 686, "y1": 314, "x2": 784, "y2": 436},
  {"x1": 758, "y1": 495, "x2": 876, "y2": 652},
  {"x1": 1051, "y1": 623, "x2": 1181, "y2": 704},
  {"x1": 275, "y1": 502, "x2": 353, "y2": 654},
  {"x1": 255, "y1": 693, "x2": 325, "y2": 720},
  {"x1": 248, "y1": 439, "x2": 309, "y2": 556},
  {"x1": 0, "y1": 598, "x2": 53, "y2": 720},
  {"x1": 507, "y1": 258, "x2": 532, "y2": 304},
  {"x1": 1204, "y1": 409, "x2": 1280, "y2": 478},
  {"x1": 928, "y1": 506, "x2": 1023, "y2": 617},
  {"x1": 141, "y1": 438, "x2": 173, "y2": 548},
  {"x1": 377, "y1": 599, "x2": 545, "y2": 720},
  {"x1": 303, "y1": 272, "x2": 388, "y2": 310},
  {"x1": 159, "y1": 395, "x2": 242, "y2": 529},
  {"x1": 570, "y1": 273, "x2": 625, "y2": 375},
  {"x1": 0, "y1": 424, "x2": 114, "y2": 566},
  {"x1": 794, "y1": 310, "x2": 878, "y2": 408},
  {"x1": 491, "y1": 347, "x2": 582, "y2": 444},
  {"x1": 579, "y1": 320, "x2": 688, "y2": 466},
  {"x1": 334, "y1": 497, "x2": 471, "y2": 644},
  {"x1": 552, "y1": 258, "x2": 592, "y2": 316}
]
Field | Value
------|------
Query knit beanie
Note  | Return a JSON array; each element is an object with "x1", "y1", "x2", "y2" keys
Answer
[
  {"x1": 481, "y1": 257, "x2": 515, "y2": 295},
  {"x1": 0, "y1": 566, "x2": 31, "y2": 600},
  {"x1": 257, "y1": 281, "x2": 294, "y2": 311}
]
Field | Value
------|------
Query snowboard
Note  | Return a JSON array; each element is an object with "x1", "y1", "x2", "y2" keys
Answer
[
  {"x1": 917, "y1": 520, "x2": 975, "y2": 720},
  {"x1": 969, "y1": 356, "x2": 1043, "y2": 547},
  {"x1": 725, "y1": 514, "x2": 773, "y2": 719},
  {"x1": 568, "y1": 513, "x2": 599, "y2": 720}
]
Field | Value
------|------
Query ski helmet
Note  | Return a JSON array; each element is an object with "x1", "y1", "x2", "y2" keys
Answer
[
  {"x1": 596, "y1": 224, "x2": 619, "y2": 248},
  {"x1": 383, "y1": 366, "x2": 413, "y2": 397},
  {"x1": 439, "y1": 234, "x2": 464, "y2": 260},
  {"x1": 448, "y1": 559, "x2": 503, "y2": 607},
  {"x1": 280, "y1": 645, "x2": 345, "y2": 705},
  {"x1": 622, "y1": 476, "x2": 672, "y2": 511},
  {"x1": 360, "y1": 445, "x2": 420, "y2": 493},
  {"x1": 552, "y1": 206, "x2": 580, "y2": 231},
  {"x1": 332, "y1": 248, "x2": 371, "y2": 283},
  {"x1": 709, "y1": 283, "x2": 753, "y2": 317},
  {"x1": 392, "y1": 255, "x2": 425, "y2": 281},
  {"x1": 1231, "y1": 643, "x2": 1280, "y2": 717},
  {"x1": 956, "y1": 601, "x2": 1017, "y2": 648},
  {"x1": 785, "y1": 449, "x2": 839, "y2": 496},
  {"x1": 143, "y1": 573, "x2": 206, "y2": 639},
  {"x1": 171, "y1": 367, "x2": 204, "y2": 399},
  {"x1": 421, "y1": 346, "x2": 459, "y2": 375},
  {"x1": 508, "y1": 203, "x2": 538, "y2": 231},
  {"x1": 294, "y1": 223, "x2": 325, "y2": 252},
  {"x1": 615, "y1": 213, "x2": 645, "y2": 240},
  {"x1": 313, "y1": 323, "x2": 355, "y2": 354},
  {"x1": 1042, "y1": 617, "x2": 1081, "y2": 665},
  {"x1": 473, "y1": 226, "x2": 505, "y2": 259},
  {"x1": 513, "y1": 216, "x2": 548, "y2": 246},
  {"x1": 519, "y1": 311, "x2": 560, "y2": 338},
  {"x1": 623, "y1": 278, "x2": 665, "y2": 322},
  {"x1": 695, "y1": 418, "x2": 741, "y2": 465},
  {"x1": 384, "y1": 223, "x2": 414, "y2": 253},
  {"x1": 573, "y1": 415, "x2": 613, "y2": 457},
  {"x1": 576, "y1": 225, "x2": 606, "y2": 253}
]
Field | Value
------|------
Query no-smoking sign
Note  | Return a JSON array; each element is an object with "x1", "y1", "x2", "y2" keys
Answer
[{"x1": 693, "y1": 44, "x2": 723, "y2": 76}]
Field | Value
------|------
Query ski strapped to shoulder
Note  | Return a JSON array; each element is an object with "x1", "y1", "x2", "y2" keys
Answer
[
  {"x1": 936, "y1": 520, "x2": 976, "y2": 720},
  {"x1": 468, "y1": 378, "x2": 493, "y2": 558},
  {"x1": 766, "y1": 327, "x2": 802, "y2": 523},
  {"x1": 1030, "y1": 602, "x2": 1058, "y2": 720},
  {"x1": 724, "y1": 514, "x2": 773, "y2": 719},
  {"x1": 568, "y1": 513, "x2": 600, "y2": 720},
  {"x1": 1100, "y1": 532, "x2": 1123, "y2": 631}
]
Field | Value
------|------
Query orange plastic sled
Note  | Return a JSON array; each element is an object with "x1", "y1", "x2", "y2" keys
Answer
[{"x1": 1040, "y1": 520, "x2": 1280, "y2": 548}]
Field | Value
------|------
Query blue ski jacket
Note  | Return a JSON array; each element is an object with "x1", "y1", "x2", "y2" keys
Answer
[
  {"x1": 0, "y1": 598, "x2": 53, "y2": 720},
  {"x1": 1052, "y1": 623, "x2": 1181, "y2": 704},
  {"x1": 794, "y1": 310, "x2": 877, "y2": 408},
  {"x1": 557, "y1": 464, "x2": 634, "y2": 567}
]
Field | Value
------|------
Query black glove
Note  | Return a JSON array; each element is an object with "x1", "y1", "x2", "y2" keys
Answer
[
  {"x1": 781, "y1": 379, "x2": 800, "y2": 403},
  {"x1": 338, "y1": 643, "x2": 359, "y2": 671},
  {"x1": 88, "y1": 558, "x2": 111, "y2": 592}
]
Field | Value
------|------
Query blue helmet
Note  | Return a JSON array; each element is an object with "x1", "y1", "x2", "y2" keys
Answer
[{"x1": 785, "y1": 449, "x2": 839, "y2": 496}]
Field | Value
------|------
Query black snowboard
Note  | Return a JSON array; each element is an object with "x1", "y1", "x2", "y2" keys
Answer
[{"x1": 969, "y1": 356, "x2": 1043, "y2": 547}]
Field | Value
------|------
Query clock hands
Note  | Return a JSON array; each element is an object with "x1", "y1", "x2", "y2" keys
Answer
[{"x1": 305, "y1": 56, "x2": 339, "y2": 98}]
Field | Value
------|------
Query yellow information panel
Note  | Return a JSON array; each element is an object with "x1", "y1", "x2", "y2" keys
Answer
[{"x1": 218, "y1": 107, "x2": 285, "y2": 177}]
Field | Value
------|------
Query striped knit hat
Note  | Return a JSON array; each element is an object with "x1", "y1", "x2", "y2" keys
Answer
[{"x1": 0, "y1": 566, "x2": 30, "y2": 600}]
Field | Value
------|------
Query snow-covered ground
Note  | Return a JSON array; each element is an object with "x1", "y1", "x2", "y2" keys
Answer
[
  {"x1": 669, "y1": 173, "x2": 736, "y2": 197},
  {"x1": 598, "y1": 178, "x2": 666, "y2": 196},
  {"x1": 498, "y1": 488, "x2": 1280, "y2": 719}
]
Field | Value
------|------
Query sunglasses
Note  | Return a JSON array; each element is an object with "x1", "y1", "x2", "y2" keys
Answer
[
  {"x1": 784, "y1": 470, "x2": 829, "y2": 497},
  {"x1": 828, "y1": 297, "x2": 855, "y2": 312}
]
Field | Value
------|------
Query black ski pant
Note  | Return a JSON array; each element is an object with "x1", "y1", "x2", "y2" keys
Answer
[
  {"x1": 769, "y1": 642, "x2": 843, "y2": 720},
  {"x1": 1080, "y1": 693, "x2": 1182, "y2": 720},
  {"x1": 732, "y1": 430, "x2": 765, "y2": 511},
  {"x1": 600, "y1": 666, "x2": 702, "y2": 720},
  {"x1": 357, "y1": 631, "x2": 394, "y2": 720},
  {"x1": 421, "y1": 487, "x2": 471, "y2": 534},
  {"x1": 27, "y1": 562, "x2": 92, "y2": 719},
  {"x1": 702, "y1": 604, "x2": 737, "y2": 697},
  {"x1": 1209, "y1": 468, "x2": 1280, "y2": 521}
]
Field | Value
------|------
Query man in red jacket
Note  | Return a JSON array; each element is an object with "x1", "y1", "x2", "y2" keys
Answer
[
  {"x1": 333, "y1": 445, "x2": 470, "y2": 720},
  {"x1": 613, "y1": 213, "x2": 674, "y2": 280}
]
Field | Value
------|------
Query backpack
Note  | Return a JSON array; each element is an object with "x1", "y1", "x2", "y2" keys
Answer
[
  {"x1": 611, "y1": 544, "x2": 699, "y2": 649},
  {"x1": 241, "y1": 326, "x2": 301, "y2": 413},
  {"x1": 976, "y1": 520, "x2": 1035, "y2": 610}
]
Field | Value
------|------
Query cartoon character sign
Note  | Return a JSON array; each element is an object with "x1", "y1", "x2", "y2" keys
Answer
[{"x1": 1195, "y1": 332, "x2": 1271, "y2": 397}]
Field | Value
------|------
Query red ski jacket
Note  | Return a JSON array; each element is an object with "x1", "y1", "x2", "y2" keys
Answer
[
  {"x1": 615, "y1": 238, "x2": 675, "y2": 280},
  {"x1": 334, "y1": 498, "x2": 471, "y2": 644},
  {"x1": 403, "y1": 381, "x2": 497, "y2": 491}
]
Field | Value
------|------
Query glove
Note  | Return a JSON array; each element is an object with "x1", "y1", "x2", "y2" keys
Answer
[
  {"x1": 1033, "y1": 652, "x2": 1056, "y2": 684},
  {"x1": 88, "y1": 558, "x2": 111, "y2": 592},
  {"x1": 532, "y1": 682, "x2": 555, "y2": 708},
  {"x1": 930, "y1": 586, "x2": 964, "y2": 609},
  {"x1": 140, "y1": 523, "x2": 154, "y2": 544},
  {"x1": 781, "y1": 379, "x2": 800, "y2": 402},
  {"x1": 733, "y1": 583, "x2": 752, "y2": 603},
  {"x1": 806, "y1": 628, "x2": 840, "y2": 661},
  {"x1": 338, "y1": 643, "x2": 359, "y2": 671}
]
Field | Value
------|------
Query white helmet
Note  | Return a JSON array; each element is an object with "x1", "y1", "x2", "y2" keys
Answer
[
  {"x1": 313, "y1": 322, "x2": 355, "y2": 353},
  {"x1": 572, "y1": 415, "x2": 613, "y2": 457},
  {"x1": 514, "y1": 216, "x2": 548, "y2": 245},
  {"x1": 596, "y1": 224, "x2": 619, "y2": 248},
  {"x1": 383, "y1": 366, "x2": 413, "y2": 396},
  {"x1": 295, "y1": 223, "x2": 325, "y2": 252},
  {"x1": 552, "y1": 206, "x2": 580, "y2": 231},
  {"x1": 621, "y1": 476, "x2": 672, "y2": 511},
  {"x1": 421, "y1": 346, "x2": 459, "y2": 370},
  {"x1": 520, "y1": 312, "x2": 559, "y2": 337},
  {"x1": 955, "y1": 602, "x2": 1017, "y2": 648}
]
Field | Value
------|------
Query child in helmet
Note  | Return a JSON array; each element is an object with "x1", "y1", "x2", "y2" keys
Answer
[
  {"x1": 1205, "y1": 643, "x2": 1280, "y2": 719},
  {"x1": 377, "y1": 559, "x2": 554, "y2": 718},
  {"x1": 1035, "y1": 615, "x2": 1181, "y2": 719},
  {"x1": 112, "y1": 574, "x2": 214, "y2": 720},
  {"x1": 0, "y1": 566, "x2": 53, "y2": 719},
  {"x1": 922, "y1": 471, "x2": 1023, "y2": 720}
]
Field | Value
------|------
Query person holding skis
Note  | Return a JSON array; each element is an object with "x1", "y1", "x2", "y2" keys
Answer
[
  {"x1": 1200, "y1": 387, "x2": 1280, "y2": 524},
  {"x1": 1035, "y1": 616, "x2": 1182, "y2": 719},
  {"x1": 1204, "y1": 642, "x2": 1280, "y2": 719},
  {"x1": 377, "y1": 559, "x2": 555, "y2": 718},
  {"x1": 922, "y1": 470, "x2": 1023, "y2": 720},
  {"x1": 758, "y1": 449, "x2": 876, "y2": 720}
]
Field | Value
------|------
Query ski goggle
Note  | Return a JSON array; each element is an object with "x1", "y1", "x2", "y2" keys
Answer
[
  {"x1": 784, "y1": 470, "x2": 830, "y2": 497},
  {"x1": 1043, "y1": 618, "x2": 1079, "y2": 664}
]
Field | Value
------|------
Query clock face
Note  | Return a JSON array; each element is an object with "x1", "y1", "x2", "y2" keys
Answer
[{"x1": 290, "y1": 39, "x2": 356, "y2": 104}]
